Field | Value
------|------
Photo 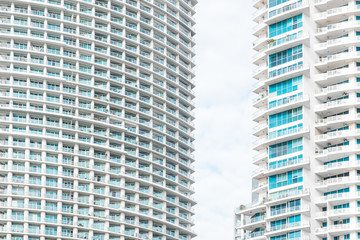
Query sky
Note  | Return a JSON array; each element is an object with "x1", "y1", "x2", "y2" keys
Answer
[{"x1": 192, "y1": 0, "x2": 255, "y2": 239}]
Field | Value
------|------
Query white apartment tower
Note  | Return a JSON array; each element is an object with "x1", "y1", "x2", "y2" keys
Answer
[
  {"x1": 235, "y1": 0, "x2": 360, "y2": 239},
  {"x1": 0, "y1": 0, "x2": 196, "y2": 240}
]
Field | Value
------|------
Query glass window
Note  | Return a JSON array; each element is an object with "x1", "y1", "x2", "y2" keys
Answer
[
  {"x1": 269, "y1": 14, "x2": 303, "y2": 37},
  {"x1": 269, "y1": 169, "x2": 303, "y2": 189},
  {"x1": 269, "y1": 76, "x2": 303, "y2": 96},
  {"x1": 269, "y1": 45, "x2": 303, "y2": 68},
  {"x1": 269, "y1": 107, "x2": 303, "y2": 128},
  {"x1": 269, "y1": 138, "x2": 303, "y2": 159}
]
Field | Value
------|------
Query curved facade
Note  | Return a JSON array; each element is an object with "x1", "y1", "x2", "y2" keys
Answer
[
  {"x1": 0, "y1": 0, "x2": 196, "y2": 240},
  {"x1": 235, "y1": 0, "x2": 360, "y2": 239}
]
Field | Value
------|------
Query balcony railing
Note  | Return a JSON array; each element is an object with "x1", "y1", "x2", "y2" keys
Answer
[
  {"x1": 269, "y1": 188, "x2": 309, "y2": 202},
  {"x1": 244, "y1": 215, "x2": 265, "y2": 225},
  {"x1": 243, "y1": 230, "x2": 266, "y2": 239},
  {"x1": 268, "y1": 124, "x2": 306, "y2": 140},
  {"x1": 315, "y1": 113, "x2": 352, "y2": 125},
  {"x1": 268, "y1": 0, "x2": 306, "y2": 19},
  {"x1": 315, "y1": 4, "x2": 360, "y2": 19},
  {"x1": 315, "y1": 98, "x2": 349, "y2": 110},
  {"x1": 315, "y1": 160, "x2": 360, "y2": 172},
  {"x1": 315, "y1": 145, "x2": 353, "y2": 156},
  {"x1": 268, "y1": 62, "x2": 304, "y2": 79},
  {"x1": 319, "y1": 52, "x2": 360, "y2": 63},
  {"x1": 316, "y1": 176, "x2": 360, "y2": 186},
  {"x1": 267, "y1": 31, "x2": 305, "y2": 50},
  {"x1": 315, "y1": 129, "x2": 360, "y2": 141},
  {"x1": 268, "y1": 221, "x2": 309, "y2": 232},
  {"x1": 268, "y1": 156, "x2": 307, "y2": 171},
  {"x1": 270, "y1": 205, "x2": 309, "y2": 217}
]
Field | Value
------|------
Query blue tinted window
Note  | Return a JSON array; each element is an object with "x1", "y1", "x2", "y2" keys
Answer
[
  {"x1": 269, "y1": 14, "x2": 302, "y2": 37},
  {"x1": 324, "y1": 188, "x2": 349, "y2": 196},
  {"x1": 269, "y1": 0, "x2": 290, "y2": 8},
  {"x1": 269, "y1": 45, "x2": 303, "y2": 68},
  {"x1": 269, "y1": 138, "x2": 303, "y2": 159},
  {"x1": 269, "y1": 107, "x2": 302, "y2": 128},
  {"x1": 269, "y1": 76, "x2": 302, "y2": 96},
  {"x1": 269, "y1": 92, "x2": 302, "y2": 109},
  {"x1": 324, "y1": 157, "x2": 349, "y2": 166},
  {"x1": 269, "y1": 169, "x2": 303, "y2": 189},
  {"x1": 269, "y1": 154, "x2": 303, "y2": 170}
]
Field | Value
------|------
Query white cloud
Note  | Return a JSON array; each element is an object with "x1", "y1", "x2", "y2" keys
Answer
[{"x1": 192, "y1": 0, "x2": 256, "y2": 239}]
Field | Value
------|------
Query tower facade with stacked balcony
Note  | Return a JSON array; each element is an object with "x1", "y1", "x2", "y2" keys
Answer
[
  {"x1": 0, "y1": 0, "x2": 196, "y2": 239},
  {"x1": 235, "y1": 0, "x2": 360, "y2": 239}
]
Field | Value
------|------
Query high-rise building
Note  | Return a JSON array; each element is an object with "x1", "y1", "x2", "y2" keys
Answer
[
  {"x1": 234, "y1": 0, "x2": 360, "y2": 239},
  {"x1": 0, "y1": 0, "x2": 196, "y2": 239}
]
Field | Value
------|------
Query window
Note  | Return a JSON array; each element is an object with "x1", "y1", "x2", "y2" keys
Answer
[
  {"x1": 324, "y1": 188, "x2": 349, "y2": 197},
  {"x1": 269, "y1": 76, "x2": 303, "y2": 97},
  {"x1": 269, "y1": 107, "x2": 303, "y2": 128},
  {"x1": 269, "y1": 169, "x2": 303, "y2": 189},
  {"x1": 269, "y1": 45, "x2": 303, "y2": 68},
  {"x1": 269, "y1": 14, "x2": 302, "y2": 37},
  {"x1": 269, "y1": 138, "x2": 303, "y2": 159},
  {"x1": 270, "y1": 216, "x2": 301, "y2": 231}
]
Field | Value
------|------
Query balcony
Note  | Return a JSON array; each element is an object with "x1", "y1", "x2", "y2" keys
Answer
[
  {"x1": 315, "y1": 4, "x2": 360, "y2": 21},
  {"x1": 315, "y1": 192, "x2": 353, "y2": 204},
  {"x1": 315, "y1": 176, "x2": 360, "y2": 191},
  {"x1": 252, "y1": 151, "x2": 268, "y2": 165},
  {"x1": 252, "y1": 7, "x2": 268, "y2": 23},
  {"x1": 243, "y1": 215, "x2": 266, "y2": 228},
  {"x1": 316, "y1": 20, "x2": 360, "y2": 41},
  {"x1": 265, "y1": 31, "x2": 309, "y2": 55},
  {"x1": 253, "y1": 79, "x2": 266, "y2": 94},
  {"x1": 267, "y1": 188, "x2": 309, "y2": 203},
  {"x1": 267, "y1": 156, "x2": 309, "y2": 175},
  {"x1": 253, "y1": 94, "x2": 309, "y2": 122},
  {"x1": 253, "y1": 126, "x2": 309, "y2": 151},
  {"x1": 268, "y1": 205, "x2": 310, "y2": 219},
  {"x1": 315, "y1": 67, "x2": 360, "y2": 83},
  {"x1": 252, "y1": 181, "x2": 268, "y2": 193},
  {"x1": 235, "y1": 202, "x2": 266, "y2": 215},
  {"x1": 252, "y1": 165, "x2": 267, "y2": 178},
  {"x1": 242, "y1": 230, "x2": 266, "y2": 240},
  {"x1": 324, "y1": 33, "x2": 360, "y2": 52},
  {"x1": 328, "y1": 223, "x2": 355, "y2": 234},
  {"x1": 315, "y1": 82, "x2": 354, "y2": 97},
  {"x1": 252, "y1": 0, "x2": 266, "y2": 9},
  {"x1": 315, "y1": 145, "x2": 359, "y2": 161},
  {"x1": 315, "y1": 160, "x2": 360, "y2": 177},
  {"x1": 252, "y1": 122, "x2": 267, "y2": 137},
  {"x1": 252, "y1": 92, "x2": 268, "y2": 108},
  {"x1": 266, "y1": 221, "x2": 310, "y2": 235},
  {"x1": 252, "y1": 21, "x2": 267, "y2": 37},
  {"x1": 315, "y1": 0, "x2": 345, "y2": 5},
  {"x1": 253, "y1": 64, "x2": 268, "y2": 79},
  {"x1": 316, "y1": 52, "x2": 360, "y2": 71},
  {"x1": 315, "y1": 113, "x2": 353, "y2": 128},
  {"x1": 253, "y1": 51, "x2": 267, "y2": 66},
  {"x1": 315, "y1": 98, "x2": 350, "y2": 112},
  {"x1": 267, "y1": 62, "x2": 308, "y2": 84},
  {"x1": 266, "y1": 94, "x2": 309, "y2": 117},
  {"x1": 266, "y1": 0, "x2": 309, "y2": 24},
  {"x1": 315, "y1": 129, "x2": 360, "y2": 145}
]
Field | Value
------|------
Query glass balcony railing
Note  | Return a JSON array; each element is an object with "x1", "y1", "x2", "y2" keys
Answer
[
  {"x1": 269, "y1": 188, "x2": 309, "y2": 202},
  {"x1": 270, "y1": 205, "x2": 308, "y2": 216},
  {"x1": 269, "y1": 62, "x2": 304, "y2": 79},
  {"x1": 268, "y1": 0, "x2": 306, "y2": 18},
  {"x1": 267, "y1": 31, "x2": 305, "y2": 50}
]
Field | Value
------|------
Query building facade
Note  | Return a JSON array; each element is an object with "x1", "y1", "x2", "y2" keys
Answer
[
  {"x1": 0, "y1": 0, "x2": 196, "y2": 239},
  {"x1": 235, "y1": 0, "x2": 360, "y2": 239}
]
